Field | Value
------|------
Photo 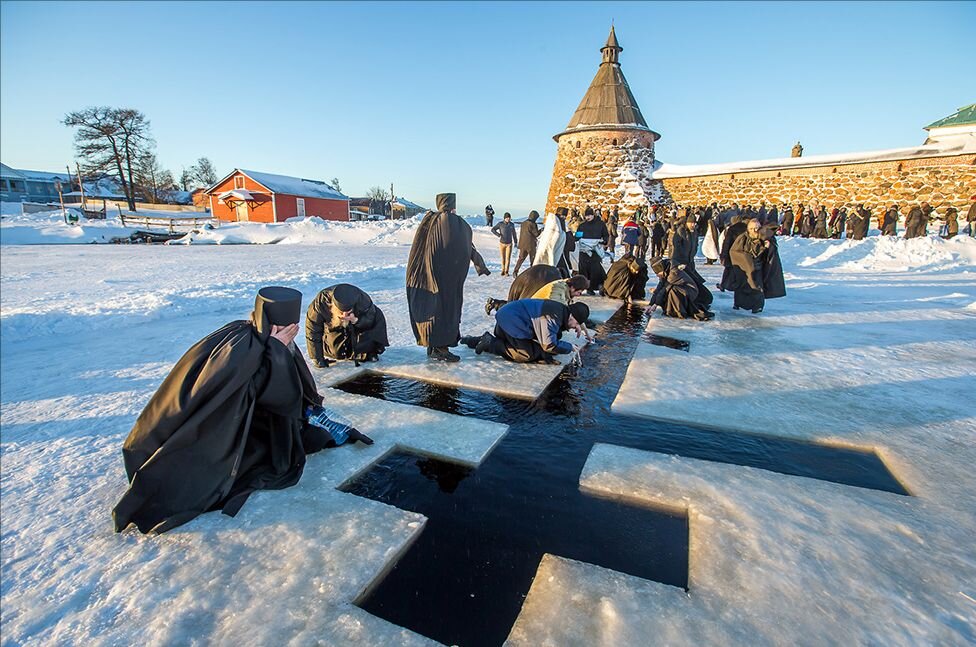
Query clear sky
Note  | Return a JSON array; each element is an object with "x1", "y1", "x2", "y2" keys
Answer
[{"x1": 1, "y1": 1, "x2": 973, "y2": 215}]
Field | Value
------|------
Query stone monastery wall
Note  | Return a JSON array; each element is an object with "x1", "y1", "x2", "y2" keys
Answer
[
  {"x1": 658, "y1": 154, "x2": 976, "y2": 210},
  {"x1": 545, "y1": 129, "x2": 661, "y2": 215}
]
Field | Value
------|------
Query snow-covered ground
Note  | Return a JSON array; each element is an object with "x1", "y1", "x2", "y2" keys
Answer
[{"x1": 2, "y1": 209, "x2": 975, "y2": 645}]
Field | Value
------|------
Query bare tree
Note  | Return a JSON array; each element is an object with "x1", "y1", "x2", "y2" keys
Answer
[
  {"x1": 191, "y1": 157, "x2": 218, "y2": 188},
  {"x1": 330, "y1": 177, "x2": 342, "y2": 193},
  {"x1": 179, "y1": 168, "x2": 192, "y2": 191},
  {"x1": 366, "y1": 185, "x2": 389, "y2": 201},
  {"x1": 63, "y1": 106, "x2": 153, "y2": 210},
  {"x1": 135, "y1": 152, "x2": 165, "y2": 204}
]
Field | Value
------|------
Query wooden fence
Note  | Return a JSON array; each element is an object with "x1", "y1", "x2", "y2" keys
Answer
[{"x1": 119, "y1": 213, "x2": 218, "y2": 232}]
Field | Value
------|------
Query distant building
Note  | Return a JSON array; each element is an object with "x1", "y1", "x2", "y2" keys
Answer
[
  {"x1": 0, "y1": 163, "x2": 72, "y2": 203},
  {"x1": 207, "y1": 169, "x2": 349, "y2": 223},
  {"x1": 348, "y1": 196, "x2": 427, "y2": 220},
  {"x1": 190, "y1": 188, "x2": 210, "y2": 211}
]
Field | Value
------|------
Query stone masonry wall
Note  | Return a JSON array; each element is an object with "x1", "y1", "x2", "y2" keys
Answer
[
  {"x1": 658, "y1": 154, "x2": 976, "y2": 211},
  {"x1": 545, "y1": 129, "x2": 659, "y2": 215}
]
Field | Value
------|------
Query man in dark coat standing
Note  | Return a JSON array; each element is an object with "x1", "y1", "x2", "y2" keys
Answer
[
  {"x1": 512, "y1": 210, "x2": 541, "y2": 277},
  {"x1": 306, "y1": 284, "x2": 389, "y2": 367},
  {"x1": 882, "y1": 204, "x2": 899, "y2": 236},
  {"x1": 407, "y1": 193, "x2": 490, "y2": 362},
  {"x1": 904, "y1": 202, "x2": 934, "y2": 239},
  {"x1": 727, "y1": 219, "x2": 786, "y2": 313},
  {"x1": 606, "y1": 207, "x2": 619, "y2": 256},
  {"x1": 113, "y1": 287, "x2": 355, "y2": 534}
]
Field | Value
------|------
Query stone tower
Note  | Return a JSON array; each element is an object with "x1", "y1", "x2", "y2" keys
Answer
[{"x1": 544, "y1": 26, "x2": 662, "y2": 215}]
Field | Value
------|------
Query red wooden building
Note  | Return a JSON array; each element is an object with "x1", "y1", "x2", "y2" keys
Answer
[{"x1": 207, "y1": 169, "x2": 349, "y2": 223}]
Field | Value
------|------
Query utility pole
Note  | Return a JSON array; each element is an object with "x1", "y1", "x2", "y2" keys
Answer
[
  {"x1": 74, "y1": 162, "x2": 87, "y2": 211},
  {"x1": 390, "y1": 182, "x2": 395, "y2": 220}
]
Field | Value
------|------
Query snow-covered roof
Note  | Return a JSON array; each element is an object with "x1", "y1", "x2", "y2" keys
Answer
[
  {"x1": 393, "y1": 197, "x2": 426, "y2": 210},
  {"x1": 217, "y1": 189, "x2": 256, "y2": 201},
  {"x1": 239, "y1": 169, "x2": 348, "y2": 200},
  {"x1": 651, "y1": 134, "x2": 976, "y2": 179},
  {"x1": 0, "y1": 164, "x2": 70, "y2": 182}
]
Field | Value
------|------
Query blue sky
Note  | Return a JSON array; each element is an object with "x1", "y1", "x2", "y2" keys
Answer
[{"x1": 1, "y1": 1, "x2": 973, "y2": 215}]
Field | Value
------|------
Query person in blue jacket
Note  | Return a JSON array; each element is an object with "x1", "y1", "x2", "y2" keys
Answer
[{"x1": 461, "y1": 299, "x2": 589, "y2": 364}]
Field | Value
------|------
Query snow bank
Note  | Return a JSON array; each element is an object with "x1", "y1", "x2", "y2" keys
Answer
[{"x1": 789, "y1": 234, "x2": 976, "y2": 273}]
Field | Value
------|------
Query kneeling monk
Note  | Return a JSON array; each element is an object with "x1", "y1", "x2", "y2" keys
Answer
[
  {"x1": 305, "y1": 283, "x2": 389, "y2": 367},
  {"x1": 113, "y1": 286, "x2": 371, "y2": 535}
]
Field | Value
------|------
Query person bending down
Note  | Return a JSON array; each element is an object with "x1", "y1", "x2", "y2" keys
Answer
[
  {"x1": 305, "y1": 284, "x2": 389, "y2": 367},
  {"x1": 462, "y1": 299, "x2": 590, "y2": 364},
  {"x1": 645, "y1": 258, "x2": 714, "y2": 321},
  {"x1": 485, "y1": 269, "x2": 589, "y2": 315}
]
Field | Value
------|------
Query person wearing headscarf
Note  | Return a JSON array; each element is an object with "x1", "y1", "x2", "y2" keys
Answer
[
  {"x1": 602, "y1": 253, "x2": 650, "y2": 303},
  {"x1": 512, "y1": 210, "x2": 542, "y2": 277},
  {"x1": 461, "y1": 300, "x2": 589, "y2": 364},
  {"x1": 112, "y1": 287, "x2": 371, "y2": 535},
  {"x1": 305, "y1": 284, "x2": 389, "y2": 367},
  {"x1": 645, "y1": 257, "x2": 714, "y2": 321},
  {"x1": 406, "y1": 193, "x2": 490, "y2": 362}
]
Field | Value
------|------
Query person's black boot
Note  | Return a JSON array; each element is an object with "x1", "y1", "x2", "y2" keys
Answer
[
  {"x1": 474, "y1": 332, "x2": 494, "y2": 355},
  {"x1": 460, "y1": 336, "x2": 479, "y2": 349},
  {"x1": 430, "y1": 346, "x2": 460, "y2": 362}
]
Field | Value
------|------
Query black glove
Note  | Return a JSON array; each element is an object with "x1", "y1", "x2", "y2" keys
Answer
[{"x1": 347, "y1": 427, "x2": 374, "y2": 445}]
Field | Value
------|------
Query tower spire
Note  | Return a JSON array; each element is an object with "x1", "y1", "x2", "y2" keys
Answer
[{"x1": 602, "y1": 25, "x2": 622, "y2": 64}]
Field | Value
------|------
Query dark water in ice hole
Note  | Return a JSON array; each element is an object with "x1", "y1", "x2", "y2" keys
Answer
[{"x1": 334, "y1": 304, "x2": 908, "y2": 647}]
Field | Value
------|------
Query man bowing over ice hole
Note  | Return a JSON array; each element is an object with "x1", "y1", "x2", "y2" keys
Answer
[
  {"x1": 113, "y1": 287, "x2": 373, "y2": 535},
  {"x1": 406, "y1": 193, "x2": 491, "y2": 362}
]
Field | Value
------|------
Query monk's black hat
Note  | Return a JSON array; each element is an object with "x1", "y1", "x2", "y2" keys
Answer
[
  {"x1": 555, "y1": 207, "x2": 569, "y2": 217},
  {"x1": 528, "y1": 210, "x2": 540, "y2": 220},
  {"x1": 584, "y1": 207, "x2": 594, "y2": 217},
  {"x1": 568, "y1": 302, "x2": 590, "y2": 325},
  {"x1": 436, "y1": 193, "x2": 456, "y2": 212},
  {"x1": 650, "y1": 256, "x2": 667, "y2": 275},
  {"x1": 330, "y1": 284, "x2": 359, "y2": 312},
  {"x1": 253, "y1": 286, "x2": 302, "y2": 335}
]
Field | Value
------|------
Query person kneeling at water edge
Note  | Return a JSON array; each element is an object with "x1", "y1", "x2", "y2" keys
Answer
[
  {"x1": 462, "y1": 300, "x2": 590, "y2": 364},
  {"x1": 306, "y1": 283, "x2": 389, "y2": 367},
  {"x1": 645, "y1": 258, "x2": 715, "y2": 321},
  {"x1": 113, "y1": 286, "x2": 372, "y2": 535}
]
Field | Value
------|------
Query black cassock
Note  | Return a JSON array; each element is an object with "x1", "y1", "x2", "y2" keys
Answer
[
  {"x1": 602, "y1": 254, "x2": 649, "y2": 301},
  {"x1": 113, "y1": 315, "x2": 328, "y2": 534},
  {"x1": 406, "y1": 210, "x2": 488, "y2": 348},
  {"x1": 727, "y1": 232, "x2": 786, "y2": 311},
  {"x1": 305, "y1": 284, "x2": 389, "y2": 362},
  {"x1": 507, "y1": 264, "x2": 562, "y2": 301},
  {"x1": 649, "y1": 265, "x2": 702, "y2": 319}
]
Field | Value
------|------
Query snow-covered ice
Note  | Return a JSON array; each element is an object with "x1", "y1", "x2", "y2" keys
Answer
[{"x1": 2, "y1": 209, "x2": 975, "y2": 645}]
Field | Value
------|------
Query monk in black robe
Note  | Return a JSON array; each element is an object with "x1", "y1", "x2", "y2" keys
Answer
[
  {"x1": 727, "y1": 219, "x2": 786, "y2": 313},
  {"x1": 112, "y1": 287, "x2": 369, "y2": 535},
  {"x1": 719, "y1": 215, "x2": 748, "y2": 292},
  {"x1": 645, "y1": 258, "x2": 713, "y2": 321},
  {"x1": 484, "y1": 264, "x2": 563, "y2": 315},
  {"x1": 406, "y1": 193, "x2": 490, "y2": 362},
  {"x1": 602, "y1": 253, "x2": 649, "y2": 303},
  {"x1": 305, "y1": 284, "x2": 389, "y2": 367},
  {"x1": 670, "y1": 214, "x2": 712, "y2": 309}
]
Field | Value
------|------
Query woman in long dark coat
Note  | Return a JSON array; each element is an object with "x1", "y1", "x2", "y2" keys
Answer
[
  {"x1": 305, "y1": 284, "x2": 389, "y2": 366},
  {"x1": 406, "y1": 193, "x2": 490, "y2": 362},
  {"x1": 727, "y1": 219, "x2": 786, "y2": 313}
]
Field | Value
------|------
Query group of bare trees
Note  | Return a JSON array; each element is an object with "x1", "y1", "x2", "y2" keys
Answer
[{"x1": 63, "y1": 106, "x2": 218, "y2": 210}]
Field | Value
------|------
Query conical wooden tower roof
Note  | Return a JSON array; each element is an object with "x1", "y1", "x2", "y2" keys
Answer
[{"x1": 555, "y1": 26, "x2": 660, "y2": 141}]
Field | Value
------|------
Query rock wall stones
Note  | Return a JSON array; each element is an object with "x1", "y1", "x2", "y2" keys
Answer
[
  {"x1": 545, "y1": 129, "x2": 659, "y2": 215},
  {"x1": 659, "y1": 154, "x2": 976, "y2": 210}
]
